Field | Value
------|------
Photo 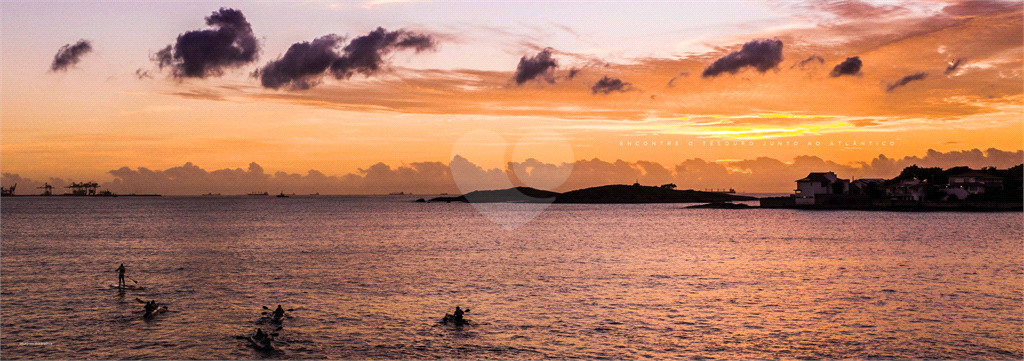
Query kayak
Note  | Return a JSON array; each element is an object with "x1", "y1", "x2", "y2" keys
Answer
[
  {"x1": 441, "y1": 314, "x2": 470, "y2": 327},
  {"x1": 143, "y1": 306, "x2": 167, "y2": 319},
  {"x1": 247, "y1": 337, "x2": 274, "y2": 351}
]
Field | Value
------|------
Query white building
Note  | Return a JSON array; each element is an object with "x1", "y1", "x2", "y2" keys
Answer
[
  {"x1": 948, "y1": 170, "x2": 1003, "y2": 194},
  {"x1": 794, "y1": 172, "x2": 849, "y2": 205},
  {"x1": 887, "y1": 178, "x2": 928, "y2": 201}
]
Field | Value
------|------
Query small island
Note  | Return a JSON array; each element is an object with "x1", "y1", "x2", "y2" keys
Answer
[{"x1": 428, "y1": 183, "x2": 755, "y2": 204}]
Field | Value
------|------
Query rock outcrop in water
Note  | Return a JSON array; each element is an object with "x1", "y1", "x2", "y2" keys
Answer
[{"x1": 428, "y1": 184, "x2": 755, "y2": 204}]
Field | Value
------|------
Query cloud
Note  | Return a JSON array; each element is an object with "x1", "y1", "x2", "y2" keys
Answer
[
  {"x1": 590, "y1": 76, "x2": 633, "y2": 94},
  {"x1": 511, "y1": 148, "x2": 1024, "y2": 193},
  {"x1": 701, "y1": 39, "x2": 784, "y2": 78},
  {"x1": 513, "y1": 48, "x2": 558, "y2": 84},
  {"x1": 0, "y1": 173, "x2": 67, "y2": 195},
  {"x1": 815, "y1": 0, "x2": 908, "y2": 19},
  {"x1": 169, "y1": 4, "x2": 1020, "y2": 128},
  {"x1": 568, "y1": 68, "x2": 581, "y2": 79},
  {"x1": 666, "y1": 72, "x2": 689, "y2": 87},
  {"x1": 97, "y1": 161, "x2": 461, "y2": 196},
  {"x1": 792, "y1": 55, "x2": 825, "y2": 69},
  {"x1": 829, "y1": 56, "x2": 862, "y2": 77},
  {"x1": 328, "y1": 27, "x2": 436, "y2": 79},
  {"x1": 50, "y1": 40, "x2": 93, "y2": 72},
  {"x1": 257, "y1": 28, "x2": 436, "y2": 90},
  {"x1": 886, "y1": 72, "x2": 928, "y2": 92},
  {"x1": 945, "y1": 58, "x2": 966, "y2": 74},
  {"x1": 258, "y1": 35, "x2": 344, "y2": 90},
  {"x1": 153, "y1": 8, "x2": 261, "y2": 78},
  {"x1": 943, "y1": 0, "x2": 1023, "y2": 17},
  {"x1": 135, "y1": 68, "x2": 153, "y2": 80}
]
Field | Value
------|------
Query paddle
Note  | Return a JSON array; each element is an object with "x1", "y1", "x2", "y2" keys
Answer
[
  {"x1": 127, "y1": 276, "x2": 139, "y2": 284},
  {"x1": 263, "y1": 305, "x2": 294, "y2": 311},
  {"x1": 261, "y1": 306, "x2": 295, "y2": 317}
]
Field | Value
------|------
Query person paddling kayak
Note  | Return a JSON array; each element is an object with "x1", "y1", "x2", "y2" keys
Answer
[
  {"x1": 442, "y1": 306, "x2": 470, "y2": 326},
  {"x1": 143, "y1": 300, "x2": 161, "y2": 318},
  {"x1": 116, "y1": 264, "x2": 126, "y2": 288},
  {"x1": 253, "y1": 328, "x2": 268, "y2": 342},
  {"x1": 272, "y1": 305, "x2": 285, "y2": 320}
]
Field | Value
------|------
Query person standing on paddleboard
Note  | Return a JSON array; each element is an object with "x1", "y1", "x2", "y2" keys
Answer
[{"x1": 116, "y1": 264, "x2": 126, "y2": 288}]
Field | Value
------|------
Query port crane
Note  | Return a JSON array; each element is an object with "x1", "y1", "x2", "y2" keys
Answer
[
  {"x1": 38, "y1": 183, "x2": 54, "y2": 196},
  {"x1": 66, "y1": 182, "x2": 100, "y2": 196}
]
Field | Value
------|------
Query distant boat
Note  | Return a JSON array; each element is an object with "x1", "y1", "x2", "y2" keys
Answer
[
  {"x1": 248, "y1": 191, "x2": 269, "y2": 196},
  {"x1": 276, "y1": 192, "x2": 289, "y2": 198},
  {"x1": 310, "y1": 192, "x2": 319, "y2": 196},
  {"x1": 388, "y1": 192, "x2": 405, "y2": 195}
]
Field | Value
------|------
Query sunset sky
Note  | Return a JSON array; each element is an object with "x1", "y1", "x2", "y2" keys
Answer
[{"x1": 1, "y1": 0, "x2": 1021, "y2": 193}]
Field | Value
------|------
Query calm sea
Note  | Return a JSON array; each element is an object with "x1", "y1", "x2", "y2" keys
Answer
[{"x1": 1, "y1": 196, "x2": 1021, "y2": 359}]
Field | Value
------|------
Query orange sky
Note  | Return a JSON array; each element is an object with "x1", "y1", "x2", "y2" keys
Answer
[{"x1": 1, "y1": 0, "x2": 1021, "y2": 192}]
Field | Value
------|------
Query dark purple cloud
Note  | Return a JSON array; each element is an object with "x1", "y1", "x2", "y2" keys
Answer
[
  {"x1": 702, "y1": 39, "x2": 784, "y2": 78},
  {"x1": 829, "y1": 56, "x2": 862, "y2": 77},
  {"x1": 945, "y1": 58, "x2": 966, "y2": 74},
  {"x1": 154, "y1": 8, "x2": 261, "y2": 78},
  {"x1": 568, "y1": 68, "x2": 581, "y2": 79},
  {"x1": 258, "y1": 35, "x2": 344, "y2": 89},
  {"x1": 591, "y1": 76, "x2": 632, "y2": 94},
  {"x1": 50, "y1": 40, "x2": 93, "y2": 72},
  {"x1": 329, "y1": 27, "x2": 436, "y2": 79},
  {"x1": 886, "y1": 72, "x2": 928, "y2": 92},
  {"x1": 257, "y1": 28, "x2": 435, "y2": 90},
  {"x1": 514, "y1": 48, "x2": 558, "y2": 84}
]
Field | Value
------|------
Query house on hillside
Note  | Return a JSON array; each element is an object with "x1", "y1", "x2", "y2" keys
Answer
[
  {"x1": 849, "y1": 178, "x2": 886, "y2": 196},
  {"x1": 794, "y1": 172, "x2": 850, "y2": 205},
  {"x1": 887, "y1": 178, "x2": 929, "y2": 201},
  {"x1": 947, "y1": 170, "x2": 1003, "y2": 195}
]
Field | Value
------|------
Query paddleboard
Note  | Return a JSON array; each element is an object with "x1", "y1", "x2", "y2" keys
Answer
[{"x1": 109, "y1": 284, "x2": 145, "y2": 290}]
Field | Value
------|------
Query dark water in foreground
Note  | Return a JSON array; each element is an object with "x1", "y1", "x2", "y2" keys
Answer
[{"x1": 1, "y1": 196, "x2": 1021, "y2": 359}]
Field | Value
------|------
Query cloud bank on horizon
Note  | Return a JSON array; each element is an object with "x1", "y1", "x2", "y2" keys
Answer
[{"x1": 3, "y1": 148, "x2": 1020, "y2": 195}]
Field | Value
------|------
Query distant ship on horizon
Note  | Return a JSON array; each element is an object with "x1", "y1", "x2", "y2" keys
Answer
[{"x1": 247, "y1": 191, "x2": 269, "y2": 196}]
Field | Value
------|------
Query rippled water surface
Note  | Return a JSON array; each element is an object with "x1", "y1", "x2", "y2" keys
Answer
[{"x1": 2, "y1": 196, "x2": 1021, "y2": 359}]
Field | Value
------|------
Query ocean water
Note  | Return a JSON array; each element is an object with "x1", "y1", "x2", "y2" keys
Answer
[{"x1": 1, "y1": 196, "x2": 1021, "y2": 359}]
